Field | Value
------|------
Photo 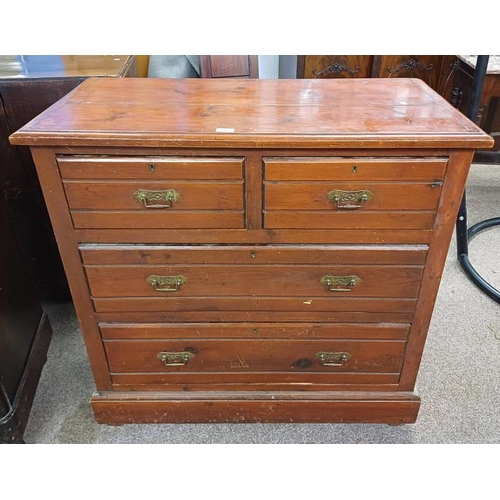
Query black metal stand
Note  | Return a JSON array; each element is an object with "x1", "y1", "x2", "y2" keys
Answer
[{"x1": 456, "y1": 55, "x2": 500, "y2": 303}]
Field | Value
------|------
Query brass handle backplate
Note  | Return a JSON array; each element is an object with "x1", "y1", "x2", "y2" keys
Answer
[
  {"x1": 327, "y1": 189, "x2": 374, "y2": 209},
  {"x1": 316, "y1": 351, "x2": 351, "y2": 366},
  {"x1": 320, "y1": 275, "x2": 361, "y2": 292},
  {"x1": 146, "y1": 275, "x2": 186, "y2": 292},
  {"x1": 157, "y1": 351, "x2": 194, "y2": 366},
  {"x1": 134, "y1": 188, "x2": 180, "y2": 208}
]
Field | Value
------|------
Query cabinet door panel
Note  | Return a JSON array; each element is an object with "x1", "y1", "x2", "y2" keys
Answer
[
  {"x1": 378, "y1": 56, "x2": 443, "y2": 90},
  {"x1": 298, "y1": 56, "x2": 373, "y2": 78}
]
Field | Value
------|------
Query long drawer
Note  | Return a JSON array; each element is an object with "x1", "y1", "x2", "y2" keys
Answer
[
  {"x1": 85, "y1": 264, "x2": 423, "y2": 298},
  {"x1": 102, "y1": 323, "x2": 409, "y2": 388},
  {"x1": 81, "y1": 245, "x2": 426, "y2": 317},
  {"x1": 104, "y1": 338, "x2": 406, "y2": 374},
  {"x1": 57, "y1": 155, "x2": 245, "y2": 229},
  {"x1": 99, "y1": 322, "x2": 411, "y2": 340},
  {"x1": 263, "y1": 157, "x2": 447, "y2": 230}
]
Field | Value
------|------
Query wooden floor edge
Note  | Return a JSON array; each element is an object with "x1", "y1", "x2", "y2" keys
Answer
[{"x1": 91, "y1": 391, "x2": 421, "y2": 425}]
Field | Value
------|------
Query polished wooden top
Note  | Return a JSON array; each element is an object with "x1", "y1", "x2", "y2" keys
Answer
[
  {"x1": 10, "y1": 77, "x2": 493, "y2": 149},
  {"x1": 0, "y1": 55, "x2": 133, "y2": 79}
]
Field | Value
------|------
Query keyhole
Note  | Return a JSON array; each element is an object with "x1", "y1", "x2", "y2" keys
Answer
[
  {"x1": 352, "y1": 165, "x2": 358, "y2": 173},
  {"x1": 251, "y1": 252, "x2": 257, "y2": 259},
  {"x1": 149, "y1": 164, "x2": 155, "y2": 172}
]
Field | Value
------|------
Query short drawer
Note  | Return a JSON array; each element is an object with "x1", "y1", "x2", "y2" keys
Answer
[
  {"x1": 103, "y1": 338, "x2": 406, "y2": 374},
  {"x1": 57, "y1": 155, "x2": 245, "y2": 229},
  {"x1": 263, "y1": 157, "x2": 446, "y2": 230},
  {"x1": 58, "y1": 156, "x2": 244, "y2": 180}
]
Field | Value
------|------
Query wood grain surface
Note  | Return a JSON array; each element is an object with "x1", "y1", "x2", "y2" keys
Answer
[
  {"x1": 109, "y1": 374, "x2": 401, "y2": 391},
  {"x1": 10, "y1": 78, "x2": 493, "y2": 149},
  {"x1": 80, "y1": 244, "x2": 428, "y2": 265},
  {"x1": 263, "y1": 157, "x2": 448, "y2": 181},
  {"x1": 91, "y1": 296, "x2": 417, "y2": 317},
  {"x1": 91, "y1": 391, "x2": 421, "y2": 424},
  {"x1": 99, "y1": 322, "x2": 410, "y2": 340},
  {"x1": 264, "y1": 182, "x2": 442, "y2": 210},
  {"x1": 104, "y1": 338, "x2": 406, "y2": 373},
  {"x1": 64, "y1": 181, "x2": 243, "y2": 210},
  {"x1": 84, "y1": 264, "x2": 423, "y2": 298},
  {"x1": 58, "y1": 156, "x2": 244, "y2": 180}
]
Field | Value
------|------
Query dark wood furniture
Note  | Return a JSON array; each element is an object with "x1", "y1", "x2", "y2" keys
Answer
[
  {"x1": 11, "y1": 78, "x2": 492, "y2": 425},
  {"x1": 0, "y1": 189, "x2": 52, "y2": 443},
  {"x1": 450, "y1": 55, "x2": 500, "y2": 159},
  {"x1": 200, "y1": 56, "x2": 258, "y2": 78},
  {"x1": 0, "y1": 55, "x2": 135, "y2": 442},
  {"x1": 0, "y1": 55, "x2": 136, "y2": 300},
  {"x1": 297, "y1": 55, "x2": 455, "y2": 95}
]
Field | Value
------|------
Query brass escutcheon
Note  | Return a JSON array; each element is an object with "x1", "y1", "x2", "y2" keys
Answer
[
  {"x1": 134, "y1": 188, "x2": 180, "y2": 208},
  {"x1": 157, "y1": 351, "x2": 194, "y2": 366},
  {"x1": 146, "y1": 275, "x2": 187, "y2": 292},
  {"x1": 320, "y1": 275, "x2": 361, "y2": 292},
  {"x1": 327, "y1": 188, "x2": 374, "y2": 209},
  {"x1": 315, "y1": 351, "x2": 351, "y2": 366}
]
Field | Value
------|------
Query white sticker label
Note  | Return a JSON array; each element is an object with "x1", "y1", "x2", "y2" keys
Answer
[{"x1": 215, "y1": 127, "x2": 235, "y2": 133}]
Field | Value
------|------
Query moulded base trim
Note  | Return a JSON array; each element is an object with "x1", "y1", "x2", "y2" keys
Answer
[{"x1": 91, "y1": 390, "x2": 420, "y2": 425}]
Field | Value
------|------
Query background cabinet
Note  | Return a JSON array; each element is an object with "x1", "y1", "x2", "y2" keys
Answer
[
  {"x1": 200, "y1": 55, "x2": 258, "y2": 78},
  {"x1": 0, "y1": 55, "x2": 136, "y2": 300},
  {"x1": 0, "y1": 55, "x2": 135, "y2": 443},
  {"x1": 450, "y1": 55, "x2": 500, "y2": 158},
  {"x1": 297, "y1": 55, "x2": 456, "y2": 95},
  {"x1": 0, "y1": 189, "x2": 52, "y2": 443}
]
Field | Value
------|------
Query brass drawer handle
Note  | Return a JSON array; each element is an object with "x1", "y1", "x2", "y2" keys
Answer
[
  {"x1": 327, "y1": 189, "x2": 374, "y2": 209},
  {"x1": 146, "y1": 274, "x2": 186, "y2": 292},
  {"x1": 157, "y1": 351, "x2": 194, "y2": 366},
  {"x1": 134, "y1": 188, "x2": 180, "y2": 208},
  {"x1": 316, "y1": 351, "x2": 351, "y2": 366},
  {"x1": 320, "y1": 275, "x2": 361, "y2": 292}
]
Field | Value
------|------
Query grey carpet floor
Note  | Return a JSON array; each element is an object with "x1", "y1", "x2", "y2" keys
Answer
[{"x1": 24, "y1": 164, "x2": 500, "y2": 443}]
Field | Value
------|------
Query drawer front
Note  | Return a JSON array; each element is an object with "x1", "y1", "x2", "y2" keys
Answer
[
  {"x1": 58, "y1": 156, "x2": 245, "y2": 229},
  {"x1": 264, "y1": 157, "x2": 447, "y2": 181},
  {"x1": 85, "y1": 263, "x2": 423, "y2": 298},
  {"x1": 100, "y1": 322, "x2": 411, "y2": 340},
  {"x1": 109, "y1": 372, "x2": 401, "y2": 389},
  {"x1": 82, "y1": 245, "x2": 424, "y2": 317},
  {"x1": 265, "y1": 183, "x2": 441, "y2": 211},
  {"x1": 83, "y1": 246, "x2": 425, "y2": 299},
  {"x1": 57, "y1": 156, "x2": 244, "y2": 180},
  {"x1": 92, "y1": 298, "x2": 417, "y2": 322},
  {"x1": 64, "y1": 182, "x2": 243, "y2": 211},
  {"x1": 104, "y1": 339, "x2": 406, "y2": 374},
  {"x1": 263, "y1": 157, "x2": 446, "y2": 230},
  {"x1": 80, "y1": 244, "x2": 428, "y2": 266}
]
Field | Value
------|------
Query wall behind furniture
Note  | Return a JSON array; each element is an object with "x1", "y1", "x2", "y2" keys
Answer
[
  {"x1": 258, "y1": 55, "x2": 280, "y2": 78},
  {"x1": 279, "y1": 55, "x2": 297, "y2": 78}
]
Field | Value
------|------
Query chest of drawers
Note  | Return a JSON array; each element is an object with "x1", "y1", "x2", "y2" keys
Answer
[{"x1": 10, "y1": 77, "x2": 493, "y2": 425}]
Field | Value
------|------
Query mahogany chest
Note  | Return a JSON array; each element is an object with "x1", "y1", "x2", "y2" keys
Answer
[{"x1": 10, "y1": 77, "x2": 492, "y2": 424}]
